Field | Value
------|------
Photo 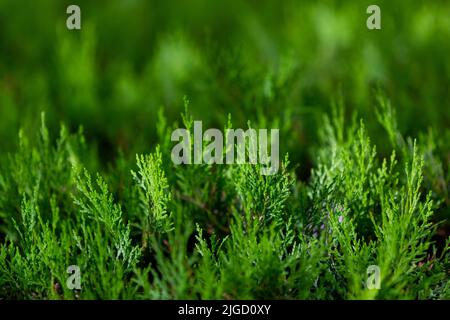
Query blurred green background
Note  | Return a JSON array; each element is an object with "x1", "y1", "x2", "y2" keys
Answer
[{"x1": 0, "y1": 0, "x2": 449, "y2": 175}]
